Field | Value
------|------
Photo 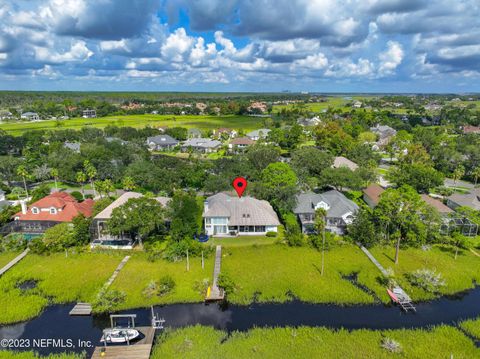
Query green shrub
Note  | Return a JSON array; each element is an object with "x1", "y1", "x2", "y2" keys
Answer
[
  {"x1": 70, "y1": 191, "x2": 83, "y2": 201},
  {"x1": 408, "y1": 268, "x2": 446, "y2": 293},
  {"x1": 283, "y1": 212, "x2": 305, "y2": 247},
  {"x1": 28, "y1": 237, "x2": 48, "y2": 254},
  {"x1": 217, "y1": 273, "x2": 236, "y2": 294},
  {"x1": 92, "y1": 288, "x2": 126, "y2": 313},
  {"x1": 158, "y1": 275, "x2": 176, "y2": 296},
  {"x1": 0, "y1": 234, "x2": 27, "y2": 252},
  {"x1": 266, "y1": 231, "x2": 277, "y2": 237}
]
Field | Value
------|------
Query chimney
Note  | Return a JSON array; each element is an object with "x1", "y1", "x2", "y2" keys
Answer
[
  {"x1": 204, "y1": 200, "x2": 208, "y2": 212},
  {"x1": 20, "y1": 200, "x2": 27, "y2": 215}
]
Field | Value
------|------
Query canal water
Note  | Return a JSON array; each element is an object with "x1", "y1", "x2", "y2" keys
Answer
[{"x1": 1, "y1": 286, "x2": 480, "y2": 356}]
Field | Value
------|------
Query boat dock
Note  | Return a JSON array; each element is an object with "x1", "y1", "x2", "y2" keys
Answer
[
  {"x1": 391, "y1": 287, "x2": 416, "y2": 312},
  {"x1": 0, "y1": 249, "x2": 29, "y2": 277},
  {"x1": 205, "y1": 245, "x2": 224, "y2": 301},
  {"x1": 69, "y1": 302, "x2": 92, "y2": 316},
  {"x1": 90, "y1": 326, "x2": 156, "y2": 359}
]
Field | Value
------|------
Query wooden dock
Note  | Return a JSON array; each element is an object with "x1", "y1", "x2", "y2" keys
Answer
[
  {"x1": 0, "y1": 249, "x2": 29, "y2": 277},
  {"x1": 104, "y1": 255, "x2": 131, "y2": 289},
  {"x1": 91, "y1": 326, "x2": 155, "y2": 359},
  {"x1": 69, "y1": 302, "x2": 92, "y2": 316},
  {"x1": 205, "y1": 245, "x2": 224, "y2": 301}
]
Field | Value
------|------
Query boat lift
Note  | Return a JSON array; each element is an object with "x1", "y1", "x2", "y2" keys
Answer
[
  {"x1": 387, "y1": 287, "x2": 416, "y2": 312},
  {"x1": 151, "y1": 306, "x2": 166, "y2": 329}
]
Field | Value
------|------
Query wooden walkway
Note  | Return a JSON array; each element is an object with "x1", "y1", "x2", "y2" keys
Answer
[
  {"x1": 69, "y1": 302, "x2": 92, "y2": 316},
  {"x1": 205, "y1": 245, "x2": 224, "y2": 301},
  {"x1": 91, "y1": 326, "x2": 155, "y2": 359},
  {"x1": 357, "y1": 243, "x2": 389, "y2": 276},
  {"x1": 70, "y1": 256, "x2": 130, "y2": 316},
  {"x1": 0, "y1": 249, "x2": 29, "y2": 277},
  {"x1": 104, "y1": 255, "x2": 131, "y2": 289}
]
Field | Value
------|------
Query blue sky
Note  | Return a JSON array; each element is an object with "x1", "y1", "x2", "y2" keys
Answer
[{"x1": 0, "y1": 0, "x2": 479, "y2": 92}]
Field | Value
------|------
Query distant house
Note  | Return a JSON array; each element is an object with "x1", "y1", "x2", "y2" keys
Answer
[
  {"x1": 420, "y1": 194, "x2": 453, "y2": 216},
  {"x1": 146, "y1": 135, "x2": 179, "y2": 151},
  {"x1": 447, "y1": 190, "x2": 480, "y2": 211},
  {"x1": 333, "y1": 156, "x2": 358, "y2": 171},
  {"x1": 294, "y1": 190, "x2": 359, "y2": 235},
  {"x1": 463, "y1": 125, "x2": 480, "y2": 134},
  {"x1": 8, "y1": 192, "x2": 94, "y2": 235},
  {"x1": 228, "y1": 137, "x2": 256, "y2": 152},
  {"x1": 181, "y1": 138, "x2": 222, "y2": 153},
  {"x1": 21, "y1": 112, "x2": 40, "y2": 121},
  {"x1": 246, "y1": 129, "x2": 271, "y2": 141},
  {"x1": 214, "y1": 128, "x2": 237, "y2": 139},
  {"x1": 0, "y1": 111, "x2": 13, "y2": 120},
  {"x1": 297, "y1": 116, "x2": 321, "y2": 127},
  {"x1": 352, "y1": 101, "x2": 362, "y2": 108},
  {"x1": 370, "y1": 124, "x2": 397, "y2": 148},
  {"x1": 82, "y1": 109, "x2": 96, "y2": 118},
  {"x1": 105, "y1": 137, "x2": 128, "y2": 145},
  {"x1": 187, "y1": 128, "x2": 202, "y2": 138},
  {"x1": 203, "y1": 193, "x2": 280, "y2": 237},
  {"x1": 362, "y1": 184, "x2": 385, "y2": 208},
  {"x1": 64, "y1": 141, "x2": 81, "y2": 153},
  {"x1": 91, "y1": 192, "x2": 170, "y2": 249}
]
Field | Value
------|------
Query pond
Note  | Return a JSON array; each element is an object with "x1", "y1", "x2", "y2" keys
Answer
[{"x1": 1, "y1": 286, "x2": 480, "y2": 357}]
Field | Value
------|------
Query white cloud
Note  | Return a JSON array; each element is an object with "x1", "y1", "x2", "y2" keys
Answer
[{"x1": 378, "y1": 41, "x2": 404, "y2": 75}]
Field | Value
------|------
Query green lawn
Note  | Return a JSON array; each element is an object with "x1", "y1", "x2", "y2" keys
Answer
[
  {"x1": 0, "y1": 251, "x2": 124, "y2": 324},
  {"x1": 220, "y1": 243, "x2": 386, "y2": 305},
  {"x1": 207, "y1": 236, "x2": 279, "y2": 247},
  {"x1": 110, "y1": 252, "x2": 214, "y2": 310},
  {"x1": 151, "y1": 325, "x2": 480, "y2": 359},
  {"x1": 370, "y1": 245, "x2": 480, "y2": 301},
  {"x1": 0, "y1": 114, "x2": 263, "y2": 136}
]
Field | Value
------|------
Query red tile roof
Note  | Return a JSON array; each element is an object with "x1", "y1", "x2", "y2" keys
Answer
[
  {"x1": 14, "y1": 192, "x2": 94, "y2": 222},
  {"x1": 463, "y1": 125, "x2": 480, "y2": 134}
]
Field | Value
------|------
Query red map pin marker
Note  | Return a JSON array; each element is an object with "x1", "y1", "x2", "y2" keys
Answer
[{"x1": 232, "y1": 177, "x2": 247, "y2": 198}]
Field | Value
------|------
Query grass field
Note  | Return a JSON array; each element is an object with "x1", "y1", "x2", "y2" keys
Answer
[
  {"x1": 460, "y1": 317, "x2": 480, "y2": 340},
  {"x1": 0, "y1": 252, "x2": 20, "y2": 268},
  {"x1": 207, "y1": 236, "x2": 279, "y2": 247},
  {"x1": 0, "y1": 252, "x2": 123, "y2": 324},
  {"x1": 151, "y1": 325, "x2": 480, "y2": 359},
  {"x1": 370, "y1": 245, "x2": 480, "y2": 301},
  {"x1": 220, "y1": 243, "x2": 386, "y2": 305},
  {"x1": 0, "y1": 114, "x2": 263, "y2": 136},
  {"x1": 110, "y1": 252, "x2": 214, "y2": 310}
]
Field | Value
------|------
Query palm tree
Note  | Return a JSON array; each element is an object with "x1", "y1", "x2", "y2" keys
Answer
[
  {"x1": 472, "y1": 167, "x2": 480, "y2": 187},
  {"x1": 76, "y1": 171, "x2": 87, "y2": 199},
  {"x1": 50, "y1": 168, "x2": 59, "y2": 190},
  {"x1": 16, "y1": 165, "x2": 29, "y2": 198},
  {"x1": 314, "y1": 207, "x2": 327, "y2": 276},
  {"x1": 452, "y1": 165, "x2": 465, "y2": 188},
  {"x1": 83, "y1": 160, "x2": 97, "y2": 197}
]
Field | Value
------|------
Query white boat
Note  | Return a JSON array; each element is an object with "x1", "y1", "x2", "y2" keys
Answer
[{"x1": 100, "y1": 328, "x2": 140, "y2": 343}]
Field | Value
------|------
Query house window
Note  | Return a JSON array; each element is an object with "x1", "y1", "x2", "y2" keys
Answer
[
  {"x1": 50, "y1": 207, "x2": 57, "y2": 214},
  {"x1": 32, "y1": 207, "x2": 39, "y2": 214}
]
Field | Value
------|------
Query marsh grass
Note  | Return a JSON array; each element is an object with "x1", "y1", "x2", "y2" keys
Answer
[
  {"x1": 0, "y1": 252, "x2": 20, "y2": 268},
  {"x1": 370, "y1": 245, "x2": 480, "y2": 301},
  {"x1": 220, "y1": 244, "x2": 386, "y2": 304},
  {"x1": 0, "y1": 252, "x2": 123, "y2": 324},
  {"x1": 460, "y1": 317, "x2": 480, "y2": 340},
  {"x1": 110, "y1": 252, "x2": 214, "y2": 310},
  {"x1": 151, "y1": 325, "x2": 480, "y2": 359}
]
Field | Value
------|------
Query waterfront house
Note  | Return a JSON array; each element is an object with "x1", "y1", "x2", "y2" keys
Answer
[
  {"x1": 181, "y1": 138, "x2": 222, "y2": 153},
  {"x1": 203, "y1": 193, "x2": 280, "y2": 237},
  {"x1": 8, "y1": 192, "x2": 94, "y2": 235},
  {"x1": 370, "y1": 124, "x2": 397, "y2": 148},
  {"x1": 294, "y1": 190, "x2": 359, "y2": 235},
  {"x1": 214, "y1": 128, "x2": 238, "y2": 139},
  {"x1": 146, "y1": 135, "x2": 179, "y2": 151},
  {"x1": 187, "y1": 128, "x2": 202, "y2": 138},
  {"x1": 82, "y1": 109, "x2": 96, "y2": 118},
  {"x1": 91, "y1": 192, "x2": 170, "y2": 249}
]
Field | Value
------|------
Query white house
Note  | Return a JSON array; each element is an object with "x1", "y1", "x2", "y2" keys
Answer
[
  {"x1": 82, "y1": 109, "x2": 97, "y2": 118},
  {"x1": 203, "y1": 193, "x2": 280, "y2": 237},
  {"x1": 246, "y1": 129, "x2": 271, "y2": 141},
  {"x1": 21, "y1": 112, "x2": 40, "y2": 121}
]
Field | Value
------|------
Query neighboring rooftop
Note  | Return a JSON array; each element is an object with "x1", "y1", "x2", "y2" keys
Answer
[
  {"x1": 204, "y1": 193, "x2": 280, "y2": 226},
  {"x1": 362, "y1": 184, "x2": 385, "y2": 207},
  {"x1": 333, "y1": 156, "x2": 358, "y2": 171},
  {"x1": 182, "y1": 138, "x2": 222, "y2": 148},
  {"x1": 230, "y1": 137, "x2": 256, "y2": 145},
  {"x1": 147, "y1": 134, "x2": 179, "y2": 145},
  {"x1": 94, "y1": 192, "x2": 170, "y2": 220},
  {"x1": 246, "y1": 129, "x2": 271, "y2": 138},
  {"x1": 420, "y1": 194, "x2": 453, "y2": 214},
  {"x1": 294, "y1": 190, "x2": 359, "y2": 218},
  {"x1": 447, "y1": 190, "x2": 480, "y2": 211}
]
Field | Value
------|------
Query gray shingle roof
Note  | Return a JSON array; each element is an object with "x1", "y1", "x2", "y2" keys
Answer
[
  {"x1": 447, "y1": 190, "x2": 480, "y2": 210},
  {"x1": 294, "y1": 190, "x2": 359, "y2": 218},
  {"x1": 64, "y1": 142, "x2": 81, "y2": 152},
  {"x1": 204, "y1": 193, "x2": 280, "y2": 226},
  {"x1": 246, "y1": 129, "x2": 271, "y2": 138},
  {"x1": 147, "y1": 135, "x2": 179, "y2": 146},
  {"x1": 182, "y1": 138, "x2": 221, "y2": 148}
]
